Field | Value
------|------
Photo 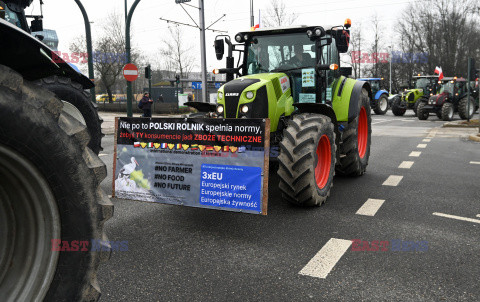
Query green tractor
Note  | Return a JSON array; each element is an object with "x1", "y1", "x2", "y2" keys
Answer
[
  {"x1": 188, "y1": 21, "x2": 372, "y2": 207},
  {"x1": 1, "y1": 1, "x2": 111, "y2": 301},
  {"x1": 391, "y1": 75, "x2": 440, "y2": 116}
]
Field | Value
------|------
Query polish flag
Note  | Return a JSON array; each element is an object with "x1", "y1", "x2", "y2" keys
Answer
[
  {"x1": 133, "y1": 142, "x2": 140, "y2": 148},
  {"x1": 434, "y1": 66, "x2": 444, "y2": 80}
]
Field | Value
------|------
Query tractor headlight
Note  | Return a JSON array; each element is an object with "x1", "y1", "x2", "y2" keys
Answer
[
  {"x1": 245, "y1": 91, "x2": 254, "y2": 99},
  {"x1": 241, "y1": 105, "x2": 249, "y2": 113},
  {"x1": 306, "y1": 30, "x2": 313, "y2": 38},
  {"x1": 218, "y1": 91, "x2": 223, "y2": 100},
  {"x1": 216, "y1": 105, "x2": 224, "y2": 114}
]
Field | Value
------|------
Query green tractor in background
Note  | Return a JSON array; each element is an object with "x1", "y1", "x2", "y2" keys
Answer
[
  {"x1": 391, "y1": 75, "x2": 440, "y2": 116},
  {"x1": 188, "y1": 21, "x2": 373, "y2": 207}
]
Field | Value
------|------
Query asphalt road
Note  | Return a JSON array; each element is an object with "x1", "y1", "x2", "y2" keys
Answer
[{"x1": 97, "y1": 111, "x2": 480, "y2": 302}]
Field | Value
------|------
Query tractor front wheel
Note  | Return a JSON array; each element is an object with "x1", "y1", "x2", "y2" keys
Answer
[
  {"x1": 391, "y1": 96, "x2": 406, "y2": 116},
  {"x1": 277, "y1": 113, "x2": 336, "y2": 206},
  {"x1": 336, "y1": 90, "x2": 372, "y2": 176},
  {"x1": 373, "y1": 94, "x2": 389, "y2": 115},
  {"x1": 417, "y1": 101, "x2": 429, "y2": 120},
  {"x1": 441, "y1": 102, "x2": 454, "y2": 121}
]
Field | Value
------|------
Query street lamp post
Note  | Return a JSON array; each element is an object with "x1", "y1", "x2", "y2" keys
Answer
[
  {"x1": 389, "y1": 46, "x2": 392, "y2": 93},
  {"x1": 73, "y1": 0, "x2": 95, "y2": 104},
  {"x1": 125, "y1": 0, "x2": 142, "y2": 117}
]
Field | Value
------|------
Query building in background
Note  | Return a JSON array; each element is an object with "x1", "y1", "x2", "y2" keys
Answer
[{"x1": 32, "y1": 29, "x2": 59, "y2": 50}]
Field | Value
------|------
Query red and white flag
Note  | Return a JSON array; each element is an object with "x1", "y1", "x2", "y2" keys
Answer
[{"x1": 434, "y1": 66, "x2": 444, "y2": 80}]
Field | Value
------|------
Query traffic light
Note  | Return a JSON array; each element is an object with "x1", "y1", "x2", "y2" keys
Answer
[
  {"x1": 468, "y1": 58, "x2": 477, "y2": 81},
  {"x1": 175, "y1": 75, "x2": 180, "y2": 85},
  {"x1": 145, "y1": 65, "x2": 151, "y2": 79}
]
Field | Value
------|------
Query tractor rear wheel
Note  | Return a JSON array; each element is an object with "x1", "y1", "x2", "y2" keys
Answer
[
  {"x1": 0, "y1": 65, "x2": 113, "y2": 301},
  {"x1": 391, "y1": 96, "x2": 406, "y2": 116},
  {"x1": 416, "y1": 101, "x2": 429, "y2": 120},
  {"x1": 336, "y1": 90, "x2": 372, "y2": 176},
  {"x1": 441, "y1": 102, "x2": 454, "y2": 121},
  {"x1": 373, "y1": 94, "x2": 389, "y2": 115},
  {"x1": 35, "y1": 76, "x2": 104, "y2": 154},
  {"x1": 435, "y1": 110, "x2": 442, "y2": 119},
  {"x1": 458, "y1": 96, "x2": 475, "y2": 120},
  {"x1": 277, "y1": 113, "x2": 336, "y2": 206}
]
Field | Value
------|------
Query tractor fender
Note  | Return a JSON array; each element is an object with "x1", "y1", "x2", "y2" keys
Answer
[
  {"x1": 348, "y1": 80, "x2": 372, "y2": 122},
  {"x1": 0, "y1": 18, "x2": 93, "y2": 89},
  {"x1": 374, "y1": 90, "x2": 389, "y2": 100},
  {"x1": 185, "y1": 101, "x2": 217, "y2": 112},
  {"x1": 293, "y1": 102, "x2": 337, "y2": 125}
]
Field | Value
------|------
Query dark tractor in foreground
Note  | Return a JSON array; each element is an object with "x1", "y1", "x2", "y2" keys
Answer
[
  {"x1": 0, "y1": 1, "x2": 112, "y2": 301},
  {"x1": 357, "y1": 77, "x2": 389, "y2": 115},
  {"x1": 391, "y1": 75, "x2": 440, "y2": 116},
  {"x1": 188, "y1": 21, "x2": 373, "y2": 207},
  {"x1": 417, "y1": 77, "x2": 479, "y2": 121}
]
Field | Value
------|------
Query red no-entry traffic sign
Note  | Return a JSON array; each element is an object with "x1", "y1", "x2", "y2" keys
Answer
[{"x1": 123, "y1": 63, "x2": 139, "y2": 82}]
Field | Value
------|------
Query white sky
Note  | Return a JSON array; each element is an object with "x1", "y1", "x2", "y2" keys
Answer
[{"x1": 32, "y1": 0, "x2": 414, "y2": 72}]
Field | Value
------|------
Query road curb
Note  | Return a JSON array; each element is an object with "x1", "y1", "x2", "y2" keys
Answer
[
  {"x1": 443, "y1": 119, "x2": 480, "y2": 128},
  {"x1": 468, "y1": 134, "x2": 480, "y2": 142}
]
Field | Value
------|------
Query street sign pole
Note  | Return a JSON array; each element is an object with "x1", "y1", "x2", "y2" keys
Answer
[
  {"x1": 467, "y1": 58, "x2": 472, "y2": 123},
  {"x1": 126, "y1": 0, "x2": 141, "y2": 117},
  {"x1": 199, "y1": 0, "x2": 207, "y2": 103}
]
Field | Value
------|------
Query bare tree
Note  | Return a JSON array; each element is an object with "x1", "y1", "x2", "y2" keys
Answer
[
  {"x1": 160, "y1": 26, "x2": 196, "y2": 81},
  {"x1": 262, "y1": 0, "x2": 297, "y2": 27},
  {"x1": 345, "y1": 22, "x2": 364, "y2": 78},
  {"x1": 70, "y1": 12, "x2": 138, "y2": 102}
]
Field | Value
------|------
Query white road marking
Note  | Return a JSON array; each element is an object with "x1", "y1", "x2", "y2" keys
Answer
[
  {"x1": 423, "y1": 138, "x2": 431, "y2": 142},
  {"x1": 399, "y1": 161, "x2": 414, "y2": 169},
  {"x1": 433, "y1": 212, "x2": 480, "y2": 224},
  {"x1": 299, "y1": 238, "x2": 352, "y2": 279},
  {"x1": 470, "y1": 161, "x2": 480, "y2": 165},
  {"x1": 372, "y1": 120, "x2": 391, "y2": 125},
  {"x1": 417, "y1": 144, "x2": 427, "y2": 148},
  {"x1": 409, "y1": 151, "x2": 421, "y2": 157},
  {"x1": 356, "y1": 199, "x2": 386, "y2": 216},
  {"x1": 383, "y1": 175, "x2": 403, "y2": 186},
  {"x1": 99, "y1": 153, "x2": 109, "y2": 157},
  {"x1": 477, "y1": 214, "x2": 480, "y2": 218},
  {"x1": 401, "y1": 119, "x2": 415, "y2": 122}
]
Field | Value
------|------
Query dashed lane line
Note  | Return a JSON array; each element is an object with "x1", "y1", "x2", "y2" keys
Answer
[
  {"x1": 423, "y1": 138, "x2": 431, "y2": 142},
  {"x1": 382, "y1": 175, "x2": 403, "y2": 186},
  {"x1": 372, "y1": 120, "x2": 391, "y2": 125},
  {"x1": 409, "y1": 151, "x2": 421, "y2": 157},
  {"x1": 470, "y1": 161, "x2": 480, "y2": 165},
  {"x1": 399, "y1": 161, "x2": 414, "y2": 169},
  {"x1": 433, "y1": 212, "x2": 480, "y2": 224},
  {"x1": 417, "y1": 144, "x2": 427, "y2": 148},
  {"x1": 299, "y1": 238, "x2": 352, "y2": 279},
  {"x1": 99, "y1": 153, "x2": 109, "y2": 157},
  {"x1": 356, "y1": 199, "x2": 386, "y2": 216}
]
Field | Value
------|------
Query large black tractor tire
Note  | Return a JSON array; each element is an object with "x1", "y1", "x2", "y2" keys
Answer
[
  {"x1": 413, "y1": 99, "x2": 422, "y2": 116},
  {"x1": 336, "y1": 90, "x2": 372, "y2": 176},
  {"x1": 277, "y1": 113, "x2": 336, "y2": 206},
  {"x1": 458, "y1": 96, "x2": 475, "y2": 120},
  {"x1": 36, "y1": 76, "x2": 104, "y2": 154},
  {"x1": 0, "y1": 65, "x2": 113, "y2": 301},
  {"x1": 435, "y1": 111, "x2": 442, "y2": 119},
  {"x1": 416, "y1": 101, "x2": 429, "y2": 120},
  {"x1": 441, "y1": 102, "x2": 454, "y2": 121},
  {"x1": 373, "y1": 94, "x2": 389, "y2": 115},
  {"x1": 391, "y1": 96, "x2": 406, "y2": 116}
]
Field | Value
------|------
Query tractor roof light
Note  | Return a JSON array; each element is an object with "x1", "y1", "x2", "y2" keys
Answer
[
  {"x1": 235, "y1": 33, "x2": 243, "y2": 43},
  {"x1": 314, "y1": 27, "x2": 325, "y2": 37},
  {"x1": 243, "y1": 34, "x2": 249, "y2": 41},
  {"x1": 453, "y1": 76, "x2": 457, "y2": 80},
  {"x1": 213, "y1": 69, "x2": 220, "y2": 74},
  {"x1": 306, "y1": 30, "x2": 313, "y2": 38},
  {"x1": 329, "y1": 64, "x2": 339, "y2": 71},
  {"x1": 344, "y1": 18, "x2": 352, "y2": 28},
  {"x1": 418, "y1": 74, "x2": 421, "y2": 76}
]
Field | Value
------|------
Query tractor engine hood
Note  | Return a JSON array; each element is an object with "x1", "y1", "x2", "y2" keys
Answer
[
  {"x1": 429, "y1": 92, "x2": 449, "y2": 106},
  {"x1": 217, "y1": 73, "x2": 291, "y2": 119}
]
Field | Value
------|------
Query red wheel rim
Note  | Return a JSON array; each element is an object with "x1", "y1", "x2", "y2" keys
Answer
[
  {"x1": 315, "y1": 135, "x2": 331, "y2": 189},
  {"x1": 358, "y1": 106, "x2": 368, "y2": 158}
]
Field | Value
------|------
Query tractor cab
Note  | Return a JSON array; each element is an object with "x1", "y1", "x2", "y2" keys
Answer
[
  {"x1": 0, "y1": 0, "x2": 43, "y2": 33},
  {"x1": 412, "y1": 75, "x2": 440, "y2": 96}
]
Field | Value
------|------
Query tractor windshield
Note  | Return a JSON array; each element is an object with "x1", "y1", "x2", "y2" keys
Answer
[
  {"x1": 441, "y1": 82, "x2": 454, "y2": 94},
  {"x1": 370, "y1": 81, "x2": 380, "y2": 94},
  {"x1": 246, "y1": 33, "x2": 316, "y2": 74},
  {"x1": 414, "y1": 78, "x2": 430, "y2": 89},
  {"x1": 0, "y1": 2, "x2": 22, "y2": 28}
]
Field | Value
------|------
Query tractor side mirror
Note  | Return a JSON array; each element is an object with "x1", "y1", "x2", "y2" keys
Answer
[
  {"x1": 214, "y1": 39, "x2": 225, "y2": 61},
  {"x1": 30, "y1": 17, "x2": 43, "y2": 32},
  {"x1": 340, "y1": 67, "x2": 352, "y2": 77},
  {"x1": 335, "y1": 29, "x2": 350, "y2": 53}
]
